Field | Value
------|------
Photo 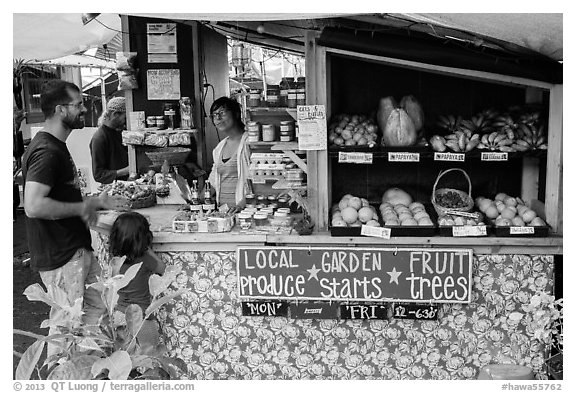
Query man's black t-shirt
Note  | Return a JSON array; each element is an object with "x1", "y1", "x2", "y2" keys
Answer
[{"x1": 22, "y1": 131, "x2": 92, "y2": 272}]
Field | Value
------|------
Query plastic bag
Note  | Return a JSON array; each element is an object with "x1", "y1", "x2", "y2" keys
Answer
[{"x1": 116, "y1": 52, "x2": 137, "y2": 71}]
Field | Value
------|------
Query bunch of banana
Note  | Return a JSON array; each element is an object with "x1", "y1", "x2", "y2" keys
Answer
[
  {"x1": 477, "y1": 131, "x2": 515, "y2": 152},
  {"x1": 518, "y1": 111, "x2": 541, "y2": 127},
  {"x1": 492, "y1": 114, "x2": 521, "y2": 136},
  {"x1": 512, "y1": 124, "x2": 547, "y2": 151},
  {"x1": 441, "y1": 130, "x2": 480, "y2": 152},
  {"x1": 458, "y1": 114, "x2": 493, "y2": 135},
  {"x1": 437, "y1": 115, "x2": 463, "y2": 133}
]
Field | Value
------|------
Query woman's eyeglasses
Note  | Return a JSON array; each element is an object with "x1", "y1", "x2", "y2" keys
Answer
[{"x1": 210, "y1": 109, "x2": 228, "y2": 120}]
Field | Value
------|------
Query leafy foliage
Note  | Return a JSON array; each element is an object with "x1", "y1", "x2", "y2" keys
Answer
[{"x1": 14, "y1": 259, "x2": 187, "y2": 380}]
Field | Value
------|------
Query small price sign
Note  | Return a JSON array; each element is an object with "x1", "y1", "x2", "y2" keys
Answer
[
  {"x1": 481, "y1": 152, "x2": 508, "y2": 161},
  {"x1": 510, "y1": 226, "x2": 535, "y2": 235},
  {"x1": 388, "y1": 152, "x2": 420, "y2": 162},
  {"x1": 338, "y1": 152, "x2": 373, "y2": 164},
  {"x1": 434, "y1": 152, "x2": 465, "y2": 162},
  {"x1": 452, "y1": 225, "x2": 487, "y2": 237},
  {"x1": 392, "y1": 303, "x2": 439, "y2": 320},
  {"x1": 361, "y1": 225, "x2": 391, "y2": 239}
]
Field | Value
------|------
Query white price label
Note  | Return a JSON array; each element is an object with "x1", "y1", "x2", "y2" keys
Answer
[
  {"x1": 338, "y1": 152, "x2": 373, "y2": 164},
  {"x1": 434, "y1": 152, "x2": 465, "y2": 162},
  {"x1": 445, "y1": 210, "x2": 481, "y2": 219},
  {"x1": 361, "y1": 225, "x2": 391, "y2": 239},
  {"x1": 452, "y1": 225, "x2": 487, "y2": 237},
  {"x1": 388, "y1": 152, "x2": 420, "y2": 162},
  {"x1": 510, "y1": 226, "x2": 535, "y2": 235},
  {"x1": 481, "y1": 152, "x2": 509, "y2": 161}
]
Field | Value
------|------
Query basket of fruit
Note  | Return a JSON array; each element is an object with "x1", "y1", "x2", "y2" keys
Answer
[
  {"x1": 103, "y1": 181, "x2": 156, "y2": 210},
  {"x1": 431, "y1": 168, "x2": 474, "y2": 216}
]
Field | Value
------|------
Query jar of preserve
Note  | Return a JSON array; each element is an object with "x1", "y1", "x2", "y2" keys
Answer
[
  {"x1": 245, "y1": 193, "x2": 256, "y2": 205},
  {"x1": 155, "y1": 116, "x2": 166, "y2": 130},
  {"x1": 277, "y1": 197, "x2": 289, "y2": 209},
  {"x1": 273, "y1": 211, "x2": 292, "y2": 227},
  {"x1": 287, "y1": 77, "x2": 298, "y2": 109},
  {"x1": 146, "y1": 116, "x2": 157, "y2": 128},
  {"x1": 246, "y1": 121, "x2": 261, "y2": 142},
  {"x1": 248, "y1": 89, "x2": 261, "y2": 107},
  {"x1": 237, "y1": 212, "x2": 253, "y2": 230},
  {"x1": 262, "y1": 124, "x2": 277, "y2": 142},
  {"x1": 296, "y1": 77, "x2": 306, "y2": 106},
  {"x1": 277, "y1": 207, "x2": 291, "y2": 215},
  {"x1": 279, "y1": 120, "x2": 294, "y2": 142},
  {"x1": 257, "y1": 195, "x2": 267, "y2": 206},
  {"x1": 267, "y1": 194, "x2": 277, "y2": 204},
  {"x1": 279, "y1": 77, "x2": 293, "y2": 107},
  {"x1": 253, "y1": 212, "x2": 269, "y2": 227},
  {"x1": 266, "y1": 85, "x2": 280, "y2": 107}
]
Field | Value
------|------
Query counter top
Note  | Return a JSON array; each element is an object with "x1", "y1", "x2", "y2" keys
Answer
[{"x1": 92, "y1": 205, "x2": 563, "y2": 254}]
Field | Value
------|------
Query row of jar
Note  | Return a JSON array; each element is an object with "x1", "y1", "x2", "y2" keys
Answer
[
  {"x1": 247, "y1": 77, "x2": 306, "y2": 108},
  {"x1": 247, "y1": 121, "x2": 297, "y2": 142},
  {"x1": 237, "y1": 207, "x2": 293, "y2": 229}
]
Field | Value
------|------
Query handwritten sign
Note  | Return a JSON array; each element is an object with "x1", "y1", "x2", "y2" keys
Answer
[
  {"x1": 340, "y1": 304, "x2": 388, "y2": 320},
  {"x1": 297, "y1": 105, "x2": 327, "y2": 151},
  {"x1": 452, "y1": 226, "x2": 487, "y2": 237},
  {"x1": 510, "y1": 226, "x2": 535, "y2": 235},
  {"x1": 434, "y1": 152, "x2": 465, "y2": 162},
  {"x1": 237, "y1": 247, "x2": 473, "y2": 303},
  {"x1": 290, "y1": 302, "x2": 339, "y2": 319},
  {"x1": 481, "y1": 152, "x2": 508, "y2": 161},
  {"x1": 241, "y1": 301, "x2": 289, "y2": 317},
  {"x1": 147, "y1": 69, "x2": 181, "y2": 100},
  {"x1": 338, "y1": 152, "x2": 373, "y2": 164},
  {"x1": 392, "y1": 303, "x2": 438, "y2": 320},
  {"x1": 388, "y1": 152, "x2": 420, "y2": 162}
]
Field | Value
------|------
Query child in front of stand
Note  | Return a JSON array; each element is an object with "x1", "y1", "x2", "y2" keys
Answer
[{"x1": 109, "y1": 212, "x2": 166, "y2": 346}]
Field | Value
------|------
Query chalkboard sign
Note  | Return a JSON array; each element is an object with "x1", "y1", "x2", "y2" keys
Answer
[
  {"x1": 392, "y1": 303, "x2": 439, "y2": 320},
  {"x1": 290, "y1": 302, "x2": 339, "y2": 319},
  {"x1": 241, "y1": 301, "x2": 289, "y2": 317},
  {"x1": 237, "y1": 247, "x2": 473, "y2": 303},
  {"x1": 340, "y1": 304, "x2": 388, "y2": 320}
]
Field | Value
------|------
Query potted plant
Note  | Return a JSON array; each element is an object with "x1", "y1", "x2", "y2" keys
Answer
[{"x1": 14, "y1": 258, "x2": 187, "y2": 380}]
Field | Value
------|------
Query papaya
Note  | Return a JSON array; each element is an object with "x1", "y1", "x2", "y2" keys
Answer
[
  {"x1": 377, "y1": 96, "x2": 398, "y2": 143},
  {"x1": 400, "y1": 95, "x2": 425, "y2": 132},
  {"x1": 382, "y1": 108, "x2": 417, "y2": 147}
]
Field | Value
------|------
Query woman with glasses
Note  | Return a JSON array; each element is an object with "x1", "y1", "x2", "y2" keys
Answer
[{"x1": 207, "y1": 96, "x2": 252, "y2": 212}]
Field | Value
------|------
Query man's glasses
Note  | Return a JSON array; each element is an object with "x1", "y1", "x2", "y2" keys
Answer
[
  {"x1": 210, "y1": 109, "x2": 228, "y2": 120},
  {"x1": 61, "y1": 102, "x2": 86, "y2": 109}
]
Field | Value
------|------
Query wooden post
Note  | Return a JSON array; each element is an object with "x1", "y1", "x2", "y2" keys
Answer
[
  {"x1": 191, "y1": 21, "x2": 206, "y2": 171},
  {"x1": 305, "y1": 31, "x2": 329, "y2": 231},
  {"x1": 521, "y1": 87, "x2": 542, "y2": 203},
  {"x1": 545, "y1": 84, "x2": 563, "y2": 234},
  {"x1": 121, "y1": 15, "x2": 137, "y2": 178}
]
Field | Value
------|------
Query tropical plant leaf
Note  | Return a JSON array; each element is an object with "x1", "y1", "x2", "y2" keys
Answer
[
  {"x1": 77, "y1": 337, "x2": 105, "y2": 353},
  {"x1": 47, "y1": 355, "x2": 101, "y2": 380},
  {"x1": 15, "y1": 340, "x2": 45, "y2": 380},
  {"x1": 149, "y1": 265, "x2": 182, "y2": 297},
  {"x1": 131, "y1": 354, "x2": 158, "y2": 370},
  {"x1": 145, "y1": 289, "x2": 186, "y2": 318},
  {"x1": 115, "y1": 262, "x2": 143, "y2": 290},
  {"x1": 23, "y1": 284, "x2": 61, "y2": 309},
  {"x1": 91, "y1": 350, "x2": 132, "y2": 380},
  {"x1": 125, "y1": 305, "x2": 143, "y2": 338}
]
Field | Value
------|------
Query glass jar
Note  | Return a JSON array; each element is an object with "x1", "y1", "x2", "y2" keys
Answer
[
  {"x1": 163, "y1": 102, "x2": 179, "y2": 129},
  {"x1": 248, "y1": 89, "x2": 261, "y2": 107},
  {"x1": 237, "y1": 212, "x2": 253, "y2": 230},
  {"x1": 253, "y1": 212, "x2": 269, "y2": 227},
  {"x1": 257, "y1": 195, "x2": 267, "y2": 206},
  {"x1": 279, "y1": 120, "x2": 294, "y2": 142},
  {"x1": 146, "y1": 116, "x2": 157, "y2": 128},
  {"x1": 296, "y1": 77, "x2": 306, "y2": 106},
  {"x1": 273, "y1": 211, "x2": 292, "y2": 227},
  {"x1": 179, "y1": 97, "x2": 193, "y2": 129},
  {"x1": 245, "y1": 193, "x2": 256, "y2": 205},
  {"x1": 155, "y1": 116, "x2": 166, "y2": 130},
  {"x1": 246, "y1": 121, "x2": 261, "y2": 142},
  {"x1": 277, "y1": 197, "x2": 289, "y2": 209},
  {"x1": 266, "y1": 85, "x2": 280, "y2": 107},
  {"x1": 279, "y1": 77, "x2": 294, "y2": 107},
  {"x1": 262, "y1": 124, "x2": 276, "y2": 142}
]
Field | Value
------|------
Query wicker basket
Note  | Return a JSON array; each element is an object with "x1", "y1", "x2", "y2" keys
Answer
[
  {"x1": 431, "y1": 168, "x2": 474, "y2": 216},
  {"x1": 129, "y1": 189, "x2": 157, "y2": 209},
  {"x1": 143, "y1": 146, "x2": 191, "y2": 167}
]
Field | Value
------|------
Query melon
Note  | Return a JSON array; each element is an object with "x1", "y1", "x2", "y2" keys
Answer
[
  {"x1": 341, "y1": 207, "x2": 359, "y2": 224},
  {"x1": 382, "y1": 108, "x2": 417, "y2": 147},
  {"x1": 382, "y1": 188, "x2": 413, "y2": 206}
]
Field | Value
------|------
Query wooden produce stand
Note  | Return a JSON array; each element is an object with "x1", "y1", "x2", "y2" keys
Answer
[{"x1": 95, "y1": 16, "x2": 562, "y2": 380}]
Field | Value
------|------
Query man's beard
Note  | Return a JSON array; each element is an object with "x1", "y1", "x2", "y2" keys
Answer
[{"x1": 63, "y1": 114, "x2": 85, "y2": 130}]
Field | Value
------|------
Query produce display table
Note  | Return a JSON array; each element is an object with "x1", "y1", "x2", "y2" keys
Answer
[{"x1": 93, "y1": 206, "x2": 559, "y2": 380}]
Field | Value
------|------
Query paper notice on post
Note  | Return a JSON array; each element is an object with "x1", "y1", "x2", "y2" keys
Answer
[{"x1": 297, "y1": 105, "x2": 327, "y2": 151}]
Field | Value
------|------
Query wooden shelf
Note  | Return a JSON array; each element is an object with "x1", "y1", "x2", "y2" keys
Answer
[
  {"x1": 247, "y1": 107, "x2": 298, "y2": 120},
  {"x1": 249, "y1": 141, "x2": 300, "y2": 150}
]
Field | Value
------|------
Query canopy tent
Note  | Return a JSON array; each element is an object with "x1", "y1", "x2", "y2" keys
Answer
[{"x1": 13, "y1": 13, "x2": 562, "y2": 64}]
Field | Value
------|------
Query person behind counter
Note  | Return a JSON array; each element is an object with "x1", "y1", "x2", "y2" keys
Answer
[
  {"x1": 207, "y1": 96, "x2": 251, "y2": 212},
  {"x1": 90, "y1": 97, "x2": 129, "y2": 184}
]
